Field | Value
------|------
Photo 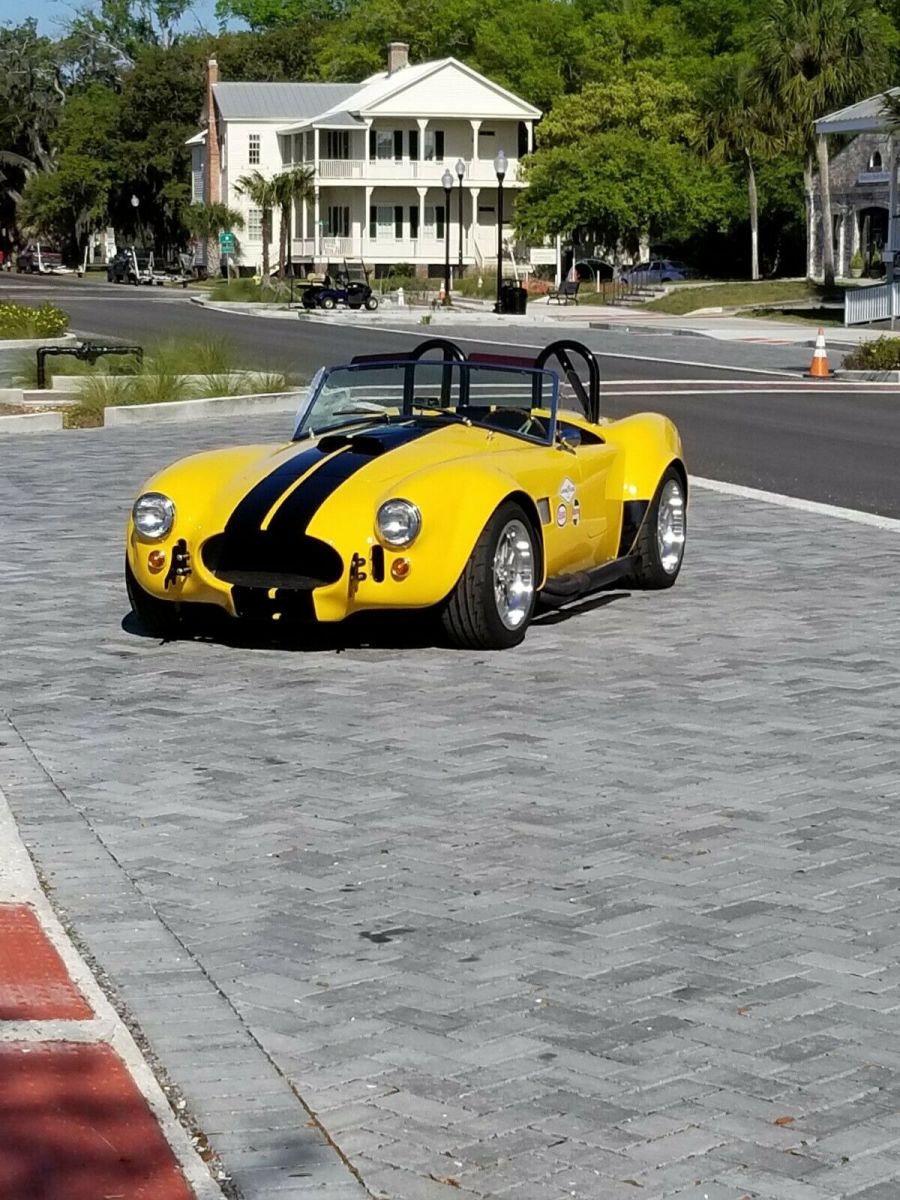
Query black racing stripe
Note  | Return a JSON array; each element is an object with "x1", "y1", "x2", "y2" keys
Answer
[
  {"x1": 266, "y1": 423, "x2": 438, "y2": 540},
  {"x1": 222, "y1": 444, "x2": 327, "y2": 547}
]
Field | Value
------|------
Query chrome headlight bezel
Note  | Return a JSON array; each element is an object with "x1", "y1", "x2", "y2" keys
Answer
[
  {"x1": 132, "y1": 492, "x2": 176, "y2": 540},
  {"x1": 375, "y1": 498, "x2": 422, "y2": 549}
]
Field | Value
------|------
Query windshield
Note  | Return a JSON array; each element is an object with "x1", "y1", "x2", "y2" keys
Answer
[{"x1": 292, "y1": 360, "x2": 559, "y2": 445}]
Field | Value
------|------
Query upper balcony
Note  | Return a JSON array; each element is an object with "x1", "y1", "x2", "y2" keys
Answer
[{"x1": 288, "y1": 157, "x2": 522, "y2": 187}]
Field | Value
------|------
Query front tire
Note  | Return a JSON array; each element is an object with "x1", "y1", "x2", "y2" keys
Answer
[
  {"x1": 624, "y1": 466, "x2": 686, "y2": 589},
  {"x1": 319, "y1": 295, "x2": 336, "y2": 310},
  {"x1": 364, "y1": 296, "x2": 379, "y2": 311},
  {"x1": 126, "y1": 559, "x2": 184, "y2": 639},
  {"x1": 441, "y1": 501, "x2": 538, "y2": 649}
]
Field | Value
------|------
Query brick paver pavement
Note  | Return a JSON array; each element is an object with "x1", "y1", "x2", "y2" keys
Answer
[{"x1": 1, "y1": 418, "x2": 899, "y2": 1200}]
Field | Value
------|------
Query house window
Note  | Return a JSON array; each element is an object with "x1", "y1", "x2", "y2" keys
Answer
[
  {"x1": 247, "y1": 208, "x2": 263, "y2": 240},
  {"x1": 325, "y1": 131, "x2": 350, "y2": 159},
  {"x1": 370, "y1": 130, "x2": 394, "y2": 160},
  {"x1": 370, "y1": 205, "x2": 401, "y2": 239},
  {"x1": 478, "y1": 205, "x2": 495, "y2": 215},
  {"x1": 191, "y1": 167, "x2": 204, "y2": 202},
  {"x1": 327, "y1": 205, "x2": 350, "y2": 238},
  {"x1": 424, "y1": 130, "x2": 444, "y2": 162},
  {"x1": 868, "y1": 151, "x2": 883, "y2": 171},
  {"x1": 425, "y1": 204, "x2": 446, "y2": 239},
  {"x1": 410, "y1": 205, "x2": 419, "y2": 239},
  {"x1": 294, "y1": 201, "x2": 305, "y2": 238},
  {"x1": 249, "y1": 133, "x2": 260, "y2": 165}
]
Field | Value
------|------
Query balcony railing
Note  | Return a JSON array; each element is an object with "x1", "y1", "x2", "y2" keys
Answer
[
  {"x1": 291, "y1": 234, "x2": 480, "y2": 259},
  {"x1": 306, "y1": 158, "x2": 520, "y2": 185}
]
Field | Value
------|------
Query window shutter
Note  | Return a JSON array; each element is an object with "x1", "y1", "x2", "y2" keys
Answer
[
  {"x1": 435, "y1": 131, "x2": 444, "y2": 161},
  {"x1": 410, "y1": 205, "x2": 419, "y2": 239},
  {"x1": 394, "y1": 206, "x2": 403, "y2": 238},
  {"x1": 394, "y1": 130, "x2": 403, "y2": 160},
  {"x1": 369, "y1": 129, "x2": 376, "y2": 160},
  {"x1": 409, "y1": 130, "x2": 419, "y2": 160},
  {"x1": 369, "y1": 205, "x2": 377, "y2": 238}
]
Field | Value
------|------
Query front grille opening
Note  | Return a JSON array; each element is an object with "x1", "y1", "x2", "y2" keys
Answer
[{"x1": 202, "y1": 533, "x2": 343, "y2": 590}]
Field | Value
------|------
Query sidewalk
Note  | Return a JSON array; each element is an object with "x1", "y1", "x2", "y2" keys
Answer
[
  {"x1": 0, "y1": 786, "x2": 224, "y2": 1200},
  {"x1": 191, "y1": 292, "x2": 884, "y2": 346}
]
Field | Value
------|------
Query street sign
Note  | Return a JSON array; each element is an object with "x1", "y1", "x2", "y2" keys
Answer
[{"x1": 218, "y1": 231, "x2": 236, "y2": 254}]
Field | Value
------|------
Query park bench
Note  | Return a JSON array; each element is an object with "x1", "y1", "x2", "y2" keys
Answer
[{"x1": 548, "y1": 280, "x2": 580, "y2": 305}]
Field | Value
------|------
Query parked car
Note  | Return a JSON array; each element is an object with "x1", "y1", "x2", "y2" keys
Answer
[
  {"x1": 619, "y1": 259, "x2": 697, "y2": 285},
  {"x1": 573, "y1": 258, "x2": 614, "y2": 283},
  {"x1": 125, "y1": 337, "x2": 687, "y2": 649},
  {"x1": 16, "y1": 244, "x2": 69, "y2": 274}
]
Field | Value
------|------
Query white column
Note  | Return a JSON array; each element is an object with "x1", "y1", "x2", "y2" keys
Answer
[
  {"x1": 555, "y1": 232, "x2": 562, "y2": 288},
  {"x1": 416, "y1": 185, "x2": 427, "y2": 259},
  {"x1": 837, "y1": 212, "x2": 846, "y2": 278},
  {"x1": 526, "y1": 122, "x2": 534, "y2": 153},
  {"x1": 302, "y1": 195, "x2": 308, "y2": 242},
  {"x1": 416, "y1": 118, "x2": 428, "y2": 182},
  {"x1": 365, "y1": 186, "x2": 373, "y2": 255},
  {"x1": 851, "y1": 207, "x2": 861, "y2": 257},
  {"x1": 888, "y1": 135, "x2": 897, "y2": 276},
  {"x1": 470, "y1": 186, "x2": 480, "y2": 265},
  {"x1": 470, "y1": 120, "x2": 481, "y2": 166},
  {"x1": 314, "y1": 187, "x2": 321, "y2": 258},
  {"x1": 363, "y1": 118, "x2": 373, "y2": 180}
]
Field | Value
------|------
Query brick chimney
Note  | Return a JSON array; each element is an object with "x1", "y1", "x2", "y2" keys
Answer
[
  {"x1": 205, "y1": 58, "x2": 220, "y2": 205},
  {"x1": 387, "y1": 42, "x2": 409, "y2": 74}
]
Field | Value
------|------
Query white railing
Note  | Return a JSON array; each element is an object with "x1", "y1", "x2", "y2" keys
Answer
[
  {"x1": 844, "y1": 282, "x2": 900, "y2": 325},
  {"x1": 307, "y1": 158, "x2": 520, "y2": 185}
]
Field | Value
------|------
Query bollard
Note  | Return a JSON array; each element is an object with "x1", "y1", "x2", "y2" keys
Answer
[{"x1": 397, "y1": 287, "x2": 405, "y2": 308}]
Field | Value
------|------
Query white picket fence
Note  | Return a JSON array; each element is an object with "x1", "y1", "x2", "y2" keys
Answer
[{"x1": 845, "y1": 282, "x2": 900, "y2": 326}]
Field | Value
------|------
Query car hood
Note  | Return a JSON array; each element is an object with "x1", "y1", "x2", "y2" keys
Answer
[{"x1": 152, "y1": 420, "x2": 537, "y2": 540}]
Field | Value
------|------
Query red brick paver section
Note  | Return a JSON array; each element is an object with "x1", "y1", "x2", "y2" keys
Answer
[
  {"x1": 0, "y1": 1042, "x2": 194, "y2": 1200},
  {"x1": 0, "y1": 904, "x2": 93, "y2": 1020}
]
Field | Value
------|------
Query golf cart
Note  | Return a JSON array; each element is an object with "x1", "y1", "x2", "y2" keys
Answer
[
  {"x1": 107, "y1": 247, "x2": 167, "y2": 286},
  {"x1": 301, "y1": 259, "x2": 379, "y2": 312}
]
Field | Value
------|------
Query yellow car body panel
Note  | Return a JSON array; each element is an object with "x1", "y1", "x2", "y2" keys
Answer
[{"x1": 126, "y1": 345, "x2": 685, "y2": 633}]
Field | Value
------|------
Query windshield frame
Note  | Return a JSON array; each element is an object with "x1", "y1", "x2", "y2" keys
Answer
[{"x1": 292, "y1": 359, "x2": 560, "y2": 446}]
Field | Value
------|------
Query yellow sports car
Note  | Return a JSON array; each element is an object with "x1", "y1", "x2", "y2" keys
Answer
[{"x1": 126, "y1": 338, "x2": 686, "y2": 649}]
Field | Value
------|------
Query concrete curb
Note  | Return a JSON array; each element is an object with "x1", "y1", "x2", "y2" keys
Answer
[
  {"x1": 0, "y1": 411, "x2": 63, "y2": 435},
  {"x1": 103, "y1": 389, "x2": 302, "y2": 427},
  {"x1": 0, "y1": 335, "x2": 77, "y2": 352},
  {"x1": 833, "y1": 369, "x2": 900, "y2": 382},
  {"x1": 0, "y1": 773, "x2": 226, "y2": 1200}
]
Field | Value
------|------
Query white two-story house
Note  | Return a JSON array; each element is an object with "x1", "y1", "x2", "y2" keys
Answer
[{"x1": 189, "y1": 43, "x2": 540, "y2": 275}]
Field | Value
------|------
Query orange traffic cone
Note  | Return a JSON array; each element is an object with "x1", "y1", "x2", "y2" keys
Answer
[{"x1": 807, "y1": 328, "x2": 831, "y2": 378}]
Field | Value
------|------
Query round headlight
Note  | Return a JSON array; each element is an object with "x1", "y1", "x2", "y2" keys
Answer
[
  {"x1": 132, "y1": 492, "x2": 175, "y2": 540},
  {"x1": 376, "y1": 499, "x2": 421, "y2": 548}
]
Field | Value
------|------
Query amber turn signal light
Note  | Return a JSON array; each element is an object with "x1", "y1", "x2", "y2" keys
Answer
[
  {"x1": 148, "y1": 550, "x2": 166, "y2": 571},
  {"x1": 390, "y1": 558, "x2": 410, "y2": 580}
]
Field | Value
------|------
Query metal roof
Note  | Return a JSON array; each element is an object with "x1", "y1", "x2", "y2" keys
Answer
[
  {"x1": 213, "y1": 82, "x2": 359, "y2": 121},
  {"x1": 815, "y1": 89, "x2": 900, "y2": 134}
]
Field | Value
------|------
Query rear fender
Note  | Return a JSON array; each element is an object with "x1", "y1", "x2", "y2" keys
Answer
[{"x1": 606, "y1": 413, "x2": 685, "y2": 502}]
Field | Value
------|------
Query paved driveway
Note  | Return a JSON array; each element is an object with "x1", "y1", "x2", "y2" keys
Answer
[{"x1": 2, "y1": 419, "x2": 900, "y2": 1200}]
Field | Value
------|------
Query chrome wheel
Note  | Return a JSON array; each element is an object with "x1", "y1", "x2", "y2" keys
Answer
[
  {"x1": 492, "y1": 519, "x2": 535, "y2": 630},
  {"x1": 656, "y1": 478, "x2": 686, "y2": 575}
]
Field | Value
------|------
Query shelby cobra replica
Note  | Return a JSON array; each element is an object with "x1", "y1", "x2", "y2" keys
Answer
[{"x1": 126, "y1": 339, "x2": 686, "y2": 649}]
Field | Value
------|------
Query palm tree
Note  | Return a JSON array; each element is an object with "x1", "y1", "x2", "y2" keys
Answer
[
  {"x1": 234, "y1": 170, "x2": 277, "y2": 280},
  {"x1": 753, "y1": 0, "x2": 891, "y2": 287},
  {"x1": 696, "y1": 59, "x2": 780, "y2": 281},
  {"x1": 271, "y1": 166, "x2": 315, "y2": 279},
  {"x1": 183, "y1": 202, "x2": 243, "y2": 279}
]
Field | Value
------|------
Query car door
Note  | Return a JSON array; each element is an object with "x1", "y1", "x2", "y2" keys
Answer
[{"x1": 544, "y1": 423, "x2": 619, "y2": 570}]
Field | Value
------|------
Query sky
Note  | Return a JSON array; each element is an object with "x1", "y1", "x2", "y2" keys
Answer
[{"x1": 16, "y1": 0, "x2": 229, "y2": 38}]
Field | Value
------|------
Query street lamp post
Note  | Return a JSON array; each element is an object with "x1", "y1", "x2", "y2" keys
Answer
[
  {"x1": 456, "y1": 158, "x2": 465, "y2": 269},
  {"x1": 493, "y1": 150, "x2": 507, "y2": 313},
  {"x1": 441, "y1": 167, "x2": 453, "y2": 305}
]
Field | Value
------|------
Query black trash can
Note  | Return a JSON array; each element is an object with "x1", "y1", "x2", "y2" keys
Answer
[{"x1": 499, "y1": 280, "x2": 527, "y2": 314}]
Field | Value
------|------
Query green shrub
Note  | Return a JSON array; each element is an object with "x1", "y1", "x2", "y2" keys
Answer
[
  {"x1": 841, "y1": 336, "x2": 900, "y2": 370},
  {"x1": 0, "y1": 301, "x2": 69, "y2": 339}
]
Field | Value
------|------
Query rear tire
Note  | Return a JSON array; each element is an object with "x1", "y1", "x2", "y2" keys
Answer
[
  {"x1": 126, "y1": 559, "x2": 185, "y2": 639},
  {"x1": 320, "y1": 296, "x2": 336, "y2": 310},
  {"x1": 623, "y1": 466, "x2": 686, "y2": 589},
  {"x1": 440, "y1": 501, "x2": 538, "y2": 650},
  {"x1": 364, "y1": 296, "x2": 379, "y2": 310}
]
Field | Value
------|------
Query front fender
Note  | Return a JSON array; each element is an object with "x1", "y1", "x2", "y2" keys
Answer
[{"x1": 309, "y1": 460, "x2": 543, "y2": 621}]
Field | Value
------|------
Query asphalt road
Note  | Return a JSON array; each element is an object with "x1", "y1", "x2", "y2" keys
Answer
[{"x1": 6, "y1": 273, "x2": 900, "y2": 517}]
